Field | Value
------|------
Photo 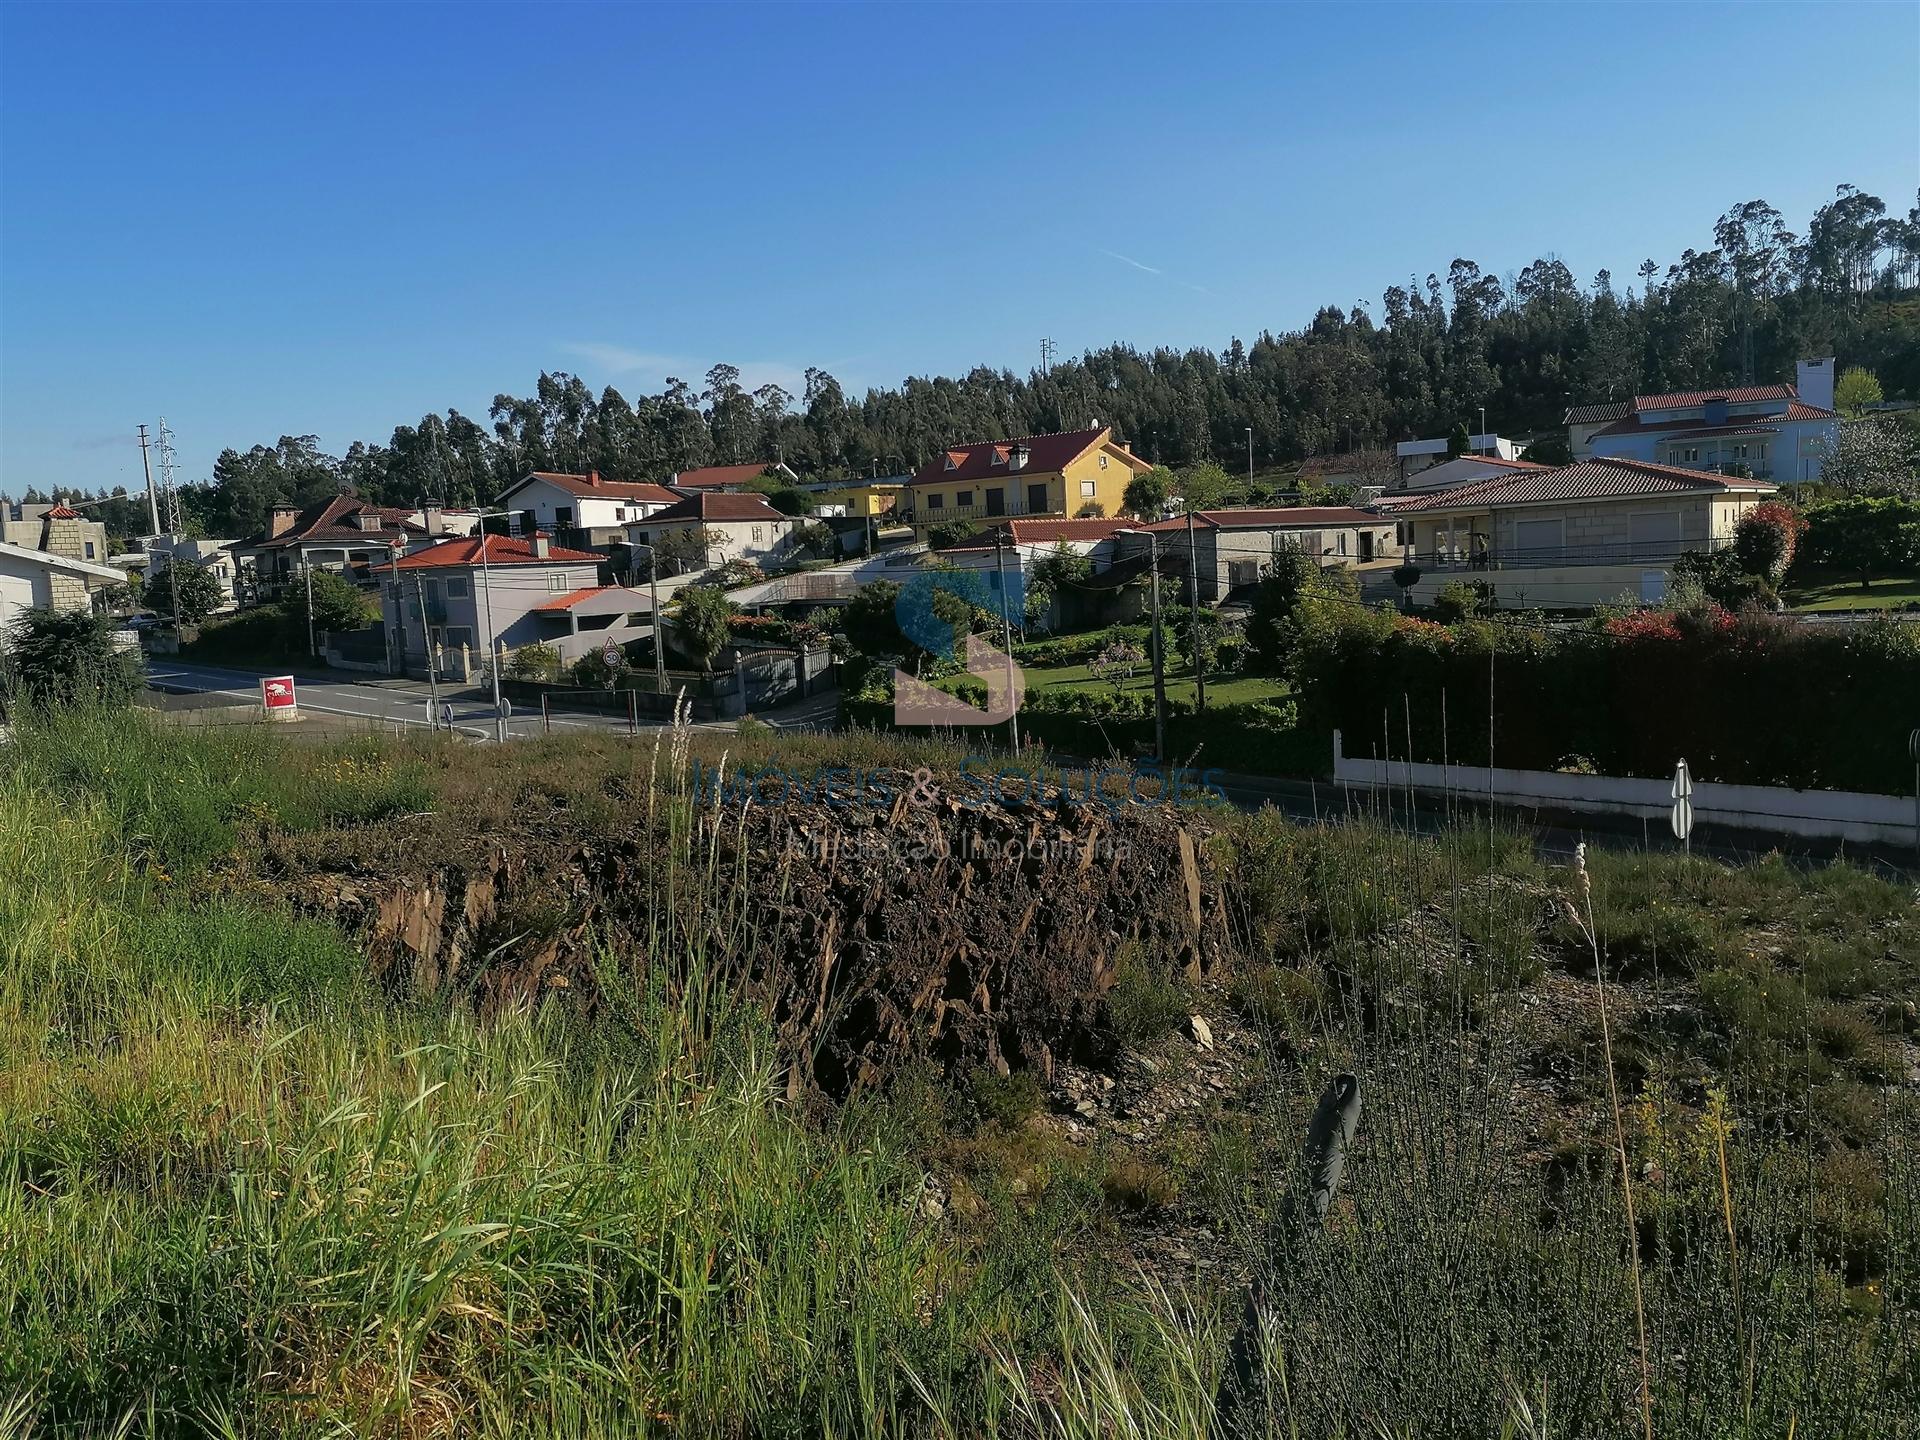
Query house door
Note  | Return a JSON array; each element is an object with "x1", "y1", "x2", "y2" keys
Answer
[
  {"x1": 985, "y1": 487, "x2": 1005, "y2": 517},
  {"x1": 1026, "y1": 482, "x2": 1049, "y2": 514},
  {"x1": 1358, "y1": 531, "x2": 1374, "y2": 562}
]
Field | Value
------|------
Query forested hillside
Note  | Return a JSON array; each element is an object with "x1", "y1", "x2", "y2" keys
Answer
[{"x1": 24, "y1": 184, "x2": 1920, "y2": 540}]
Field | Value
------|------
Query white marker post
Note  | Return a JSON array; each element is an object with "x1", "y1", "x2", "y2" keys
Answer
[{"x1": 1671, "y1": 757, "x2": 1694, "y2": 858}]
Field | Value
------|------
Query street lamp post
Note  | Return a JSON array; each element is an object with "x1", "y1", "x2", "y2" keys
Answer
[
  {"x1": 1245, "y1": 427, "x2": 1254, "y2": 483},
  {"x1": 1115, "y1": 527, "x2": 1168, "y2": 761},
  {"x1": 468, "y1": 507, "x2": 513, "y2": 742}
]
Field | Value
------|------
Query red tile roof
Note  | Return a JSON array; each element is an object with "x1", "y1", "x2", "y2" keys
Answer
[
  {"x1": 1633, "y1": 383, "x2": 1796, "y2": 412},
  {"x1": 945, "y1": 518, "x2": 1128, "y2": 550},
  {"x1": 1591, "y1": 399, "x2": 1835, "y2": 439},
  {"x1": 387, "y1": 535, "x2": 602, "y2": 569},
  {"x1": 1388, "y1": 457, "x2": 1775, "y2": 512},
  {"x1": 42, "y1": 503, "x2": 82, "y2": 519},
  {"x1": 670, "y1": 463, "x2": 786, "y2": 489},
  {"x1": 907, "y1": 427, "x2": 1144, "y2": 487},
  {"x1": 1139, "y1": 506, "x2": 1385, "y2": 533},
  {"x1": 639, "y1": 491, "x2": 791, "y2": 525},
  {"x1": 506, "y1": 471, "x2": 682, "y2": 504},
  {"x1": 245, "y1": 495, "x2": 426, "y2": 549},
  {"x1": 534, "y1": 585, "x2": 617, "y2": 611}
]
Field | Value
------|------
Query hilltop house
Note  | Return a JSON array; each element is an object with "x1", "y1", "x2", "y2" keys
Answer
[
  {"x1": 234, "y1": 496, "x2": 437, "y2": 601},
  {"x1": 495, "y1": 471, "x2": 682, "y2": 548},
  {"x1": 378, "y1": 533, "x2": 650, "y2": 675},
  {"x1": 622, "y1": 491, "x2": 806, "y2": 574},
  {"x1": 897, "y1": 426, "x2": 1153, "y2": 533},
  {"x1": 668, "y1": 461, "x2": 799, "y2": 493},
  {"x1": 1565, "y1": 359, "x2": 1838, "y2": 482},
  {"x1": 1378, "y1": 456, "x2": 1775, "y2": 608}
]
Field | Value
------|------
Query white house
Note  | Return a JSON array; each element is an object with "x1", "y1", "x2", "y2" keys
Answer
[
  {"x1": 1565, "y1": 359, "x2": 1839, "y2": 482},
  {"x1": 139, "y1": 535, "x2": 245, "y2": 612},
  {"x1": 0, "y1": 537, "x2": 127, "y2": 631},
  {"x1": 1395, "y1": 433, "x2": 1527, "y2": 479},
  {"x1": 623, "y1": 492, "x2": 806, "y2": 573},
  {"x1": 378, "y1": 533, "x2": 652, "y2": 674},
  {"x1": 1115, "y1": 507, "x2": 1399, "y2": 601},
  {"x1": 495, "y1": 471, "x2": 682, "y2": 547}
]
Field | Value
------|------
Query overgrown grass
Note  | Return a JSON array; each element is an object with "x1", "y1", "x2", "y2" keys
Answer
[{"x1": 4, "y1": 708, "x2": 1916, "y2": 1435}]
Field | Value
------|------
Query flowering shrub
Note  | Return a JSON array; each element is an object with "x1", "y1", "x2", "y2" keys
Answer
[
  {"x1": 1088, "y1": 639, "x2": 1145, "y2": 685},
  {"x1": 1733, "y1": 501, "x2": 1805, "y2": 584}
]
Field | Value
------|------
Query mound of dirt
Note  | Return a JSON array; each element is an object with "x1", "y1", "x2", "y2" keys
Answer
[{"x1": 279, "y1": 773, "x2": 1231, "y2": 1095}]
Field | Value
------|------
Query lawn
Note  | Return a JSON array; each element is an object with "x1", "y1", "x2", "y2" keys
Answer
[
  {"x1": 1020, "y1": 657, "x2": 1291, "y2": 707},
  {"x1": 1785, "y1": 568, "x2": 1920, "y2": 612}
]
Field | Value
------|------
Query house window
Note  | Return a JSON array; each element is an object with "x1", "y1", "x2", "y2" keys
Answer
[
  {"x1": 928, "y1": 493, "x2": 945, "y2": 510},
  {"x1": 1099, "y1": 454, "x2": 1109, "y2": 468},
  {"x1": 555, "y1": 506, "x2": 574, "y2": 527},
  {"x1": 547, "y1": 572, "x2": 568, "y2": 592},
  {"x1": 944, "y1": 454, "x2": 958, "y2": 470},
  {"x1": 752, "y1": 527, "x2": 763, "y2": 543},
  {"x1": 990, "y1": 449, "x2": 1006, "y2": 467},
  {"x1": 956, "y1": 490, "x2": 973, "y2": 508},
  {"x1": 1338, "y1": 533, "x2": 1348, "y2": 556},
  {"x1": 1080, "y1": 479, "x2": 1096, "y2": 498},
  {"x1": 84, "y1": 541, "x2": 97, "y2": 558},
  {"x1": 444, "y1": 625, "x2": 474, "y2": 651},
  {"x1": 615, "y1": 507, "x2": 626, "y2": 522},
  {"x1": 445, "y1": 575, "x2": 470, "y2": 599}
]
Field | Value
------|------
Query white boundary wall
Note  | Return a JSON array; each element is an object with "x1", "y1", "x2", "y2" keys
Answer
[{"x1": 1332, "y1": 730, "x2": 1918, "y2": 848}]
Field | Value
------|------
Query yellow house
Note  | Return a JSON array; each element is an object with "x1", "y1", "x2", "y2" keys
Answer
[
  {"x1": 828, "y1": 482, "x2": 902, "y2": 518},
  {"x1": 899, "y1": 426, "x2": 1151, "y2": 533}
]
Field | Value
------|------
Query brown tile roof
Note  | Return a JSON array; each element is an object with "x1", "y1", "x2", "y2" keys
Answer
[
  {"x1": 42, "y1": 503, "x2": 83, "y2": 519},
  {"x1": 534, "y1": 585, "x2": 618, "y2": 611},
  {"x1": 640, "y1": 491, "x2": 791, "y2": 525},
  {"x1": 1388, "y1": 457, "x2": 1775, "y2": 513},
  {"x1": 1139, "y1": 506, "x2": 1384, "y2": 533},
  {"x1": 907, "y1": 427, "x2": 1144, "y2": 487},
  {"x1": 1564, "y1": 401, "x2": 1632, "y2": 425},
  {"x1": 508, "y1": 471, "x2": 682, "y2": 504},
  {"x1": 1591, "y1": 399, "x2": 1836, "y2": 439},
  {"x1": 670, "y1": 463, "x2": 785, "y2": 489},
  {"x1": 387, "y1": 535, "x2": 602, "y2": 569},
  {"x1": 246, "y1": 495, "x2": 426, "y2": 549}
]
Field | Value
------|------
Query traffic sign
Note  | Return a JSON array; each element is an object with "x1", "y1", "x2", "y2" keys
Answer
[
  {"x1": 1670, "y1": 758, "x2": 1694, "y2": 850},
  {"x1": 261, "y1": 675, "x2": 297, "y2": 713},
  {"x1": 497, "y1": 697, "x2": 513, "y2": 720},
  {"x1": 601, "y1": 638, "x2": 621, "y2": 669},
  {"x1": 1909, "y1": 728, "x2": 1919, "y2": 762}
]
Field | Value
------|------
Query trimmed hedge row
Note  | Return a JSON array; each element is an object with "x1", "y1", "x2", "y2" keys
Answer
[{"x1": 1294, "y1": 604, "x2": 1920, "y2": 795}]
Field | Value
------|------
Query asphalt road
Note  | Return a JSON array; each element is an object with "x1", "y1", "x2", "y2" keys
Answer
[{"x1": 143, "y1": 660, "x2": 841, "y2": 740}]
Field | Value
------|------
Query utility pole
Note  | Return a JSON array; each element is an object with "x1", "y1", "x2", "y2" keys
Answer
[
  {"x1": 1186, "y1": 507, "x2": 1207, "y2": 715},
  {"x1": 1245, "y1": 427, "x2": 1254, "y2": 484},
  {"x1": 478, "y1": 533, "x2": 505, "y2": 741},
  {"x1": 1145, "y1": 530, "x2": 1167, "y2": 761},
  {"x1": 304, "y1": 564, "x2": 317, "y2": 657},
  {"x1": 412, "y1": 572, "x2": 441, "y2": 725},
  {"x1": 156, "y1": 418, "x2": 181, "y2": 532},
  {"x1": 994, "y1": 530, "x2": 1021, "y2": 753},
  {"x1": 650, "y1": 559, "x2": 666, "y2": 694},
  {"x1": 137, "y1": 424, "x2": 160, "y2": 535}
]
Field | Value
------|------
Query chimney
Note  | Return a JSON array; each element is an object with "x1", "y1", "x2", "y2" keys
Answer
[
  {"x1": 39, "y1": 502, "x2": 84, "y2": 560},
  {"x1": 586, "y1": 470, "x2": 602, "y2": 487},
  {"x1": 1009, "y1": 443, "x2": 1031, "y2": 472},
  {"x1": 1796, "y1": 357, "x2": 1835, "y2": 412},
  {"x1": 531, "y1": 533, "x2": 551, "y2": 559},
  {"x1": 421, "y1": 496, "x2": 445, "y2": 535},
  {"x1": 268, "y1": 500, "x2": 299, "y2": 539}
]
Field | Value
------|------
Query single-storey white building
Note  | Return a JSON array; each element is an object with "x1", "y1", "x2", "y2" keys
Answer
[
  {"x1": 623, "y1": 491, "x2": 807, "y2": 573},
  {"x1": 1115, "y1": 507, "x2": 1400, "y2": 601}
]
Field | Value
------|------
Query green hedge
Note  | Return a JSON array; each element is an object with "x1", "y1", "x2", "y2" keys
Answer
[{"x1": 1293, "y1": 604, "x2": 1920, "y2": 795}]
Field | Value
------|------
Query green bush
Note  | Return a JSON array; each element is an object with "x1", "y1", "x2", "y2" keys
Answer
[{"x1": 2, "y1": 608, "x2": 143, "y2": 707}]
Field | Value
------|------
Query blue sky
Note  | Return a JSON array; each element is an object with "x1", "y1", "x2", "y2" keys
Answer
[{"x1": 2, "y1": 1, "x2": 1915, "y2": 498}]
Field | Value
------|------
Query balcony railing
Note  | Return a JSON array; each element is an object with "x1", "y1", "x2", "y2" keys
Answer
[
  {"x1": 896, "y1": 498, "x2": 1063, "y2": 526},
  {"x1": 1417, "y1": 537, "x2": 1732, "y2": 572}
]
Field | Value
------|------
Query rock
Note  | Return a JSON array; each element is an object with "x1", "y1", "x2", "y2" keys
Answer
[
  {"x1": 1075, "y1": 1098, "x2": 1097, "y2": 1118},
  {"x1": 1187, "y1": 1015, "x2": 1215, "y2": 1051}
]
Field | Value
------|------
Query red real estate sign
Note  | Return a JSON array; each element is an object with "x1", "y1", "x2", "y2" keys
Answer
[{"x1": 261, "y1": 675, "x2": 297, "y2": 712}]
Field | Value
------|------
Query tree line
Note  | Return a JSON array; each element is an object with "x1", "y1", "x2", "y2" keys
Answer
[{"x1": 18, "y1": 183, "x2": 1918, "y2": 544}]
